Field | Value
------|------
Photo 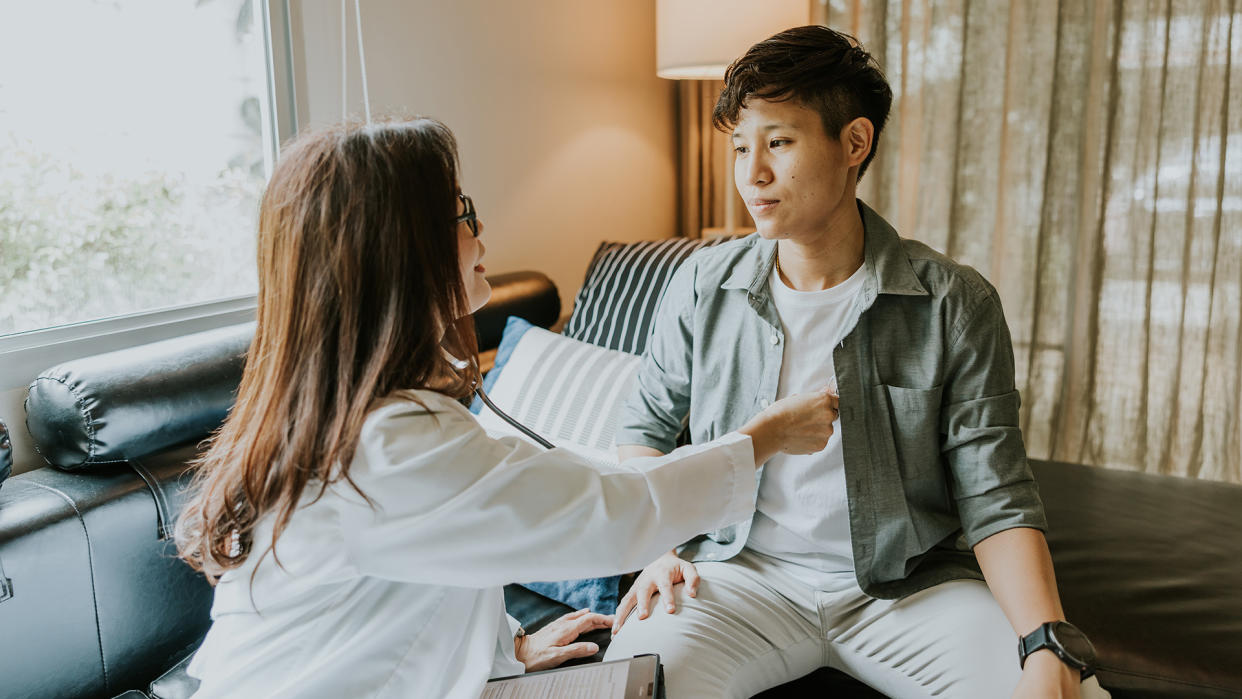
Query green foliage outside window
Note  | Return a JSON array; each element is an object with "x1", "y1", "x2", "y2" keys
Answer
[{"x1": 0, "y1": 139, "x2": 262, "y2": 335}]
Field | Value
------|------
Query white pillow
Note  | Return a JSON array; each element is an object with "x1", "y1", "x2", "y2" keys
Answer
[{"x1": 474, "y1": 325, "x2": 641, "y2": 469}]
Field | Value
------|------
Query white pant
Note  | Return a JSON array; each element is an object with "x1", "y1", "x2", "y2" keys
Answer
[{"x1": 604, "y1": 549, "x2": 1110, "y2": 699}]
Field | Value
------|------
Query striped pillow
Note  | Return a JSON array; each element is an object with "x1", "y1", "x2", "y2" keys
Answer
[
  {"x1": 562, "y1": 236, "x2": 738, "y2": 356},
  {"x1": 474, "y1": 319, "x2": 641, "y2": 470}
]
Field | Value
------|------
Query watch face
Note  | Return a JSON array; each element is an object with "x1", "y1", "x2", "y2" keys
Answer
[{"x1": 1051, "y1": 622, "x2": 1097, "y2": 665}]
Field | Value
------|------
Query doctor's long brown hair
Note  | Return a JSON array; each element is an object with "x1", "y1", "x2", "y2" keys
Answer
[{"x1": 177, "y1": 119, "x2": 480, "y2": 580}]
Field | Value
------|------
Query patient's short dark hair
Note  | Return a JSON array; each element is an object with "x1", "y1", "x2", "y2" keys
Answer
[{"x1": 713, "y1": 25, "x2": 893, "y2": 179}]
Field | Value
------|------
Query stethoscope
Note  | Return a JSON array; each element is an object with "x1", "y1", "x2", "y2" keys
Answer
[
  {"x1": 449, "y1": 352, "x2": 556, "y2": 450},
  {"x1": 473, "y1": 380, "x2": 556, "y2": 450}
]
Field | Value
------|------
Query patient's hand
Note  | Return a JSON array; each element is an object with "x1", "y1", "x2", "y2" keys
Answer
[
  {"x1": 515, "y1": 608, "x2": 613, "y2": 672},
  {"x1": 611, "y1": 550, "x2": 697, "y2": 636}
]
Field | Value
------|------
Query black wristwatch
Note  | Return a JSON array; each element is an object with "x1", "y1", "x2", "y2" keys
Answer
[{"x1": 1018, "y1": 621, "x2": 1097, "y2": 679}]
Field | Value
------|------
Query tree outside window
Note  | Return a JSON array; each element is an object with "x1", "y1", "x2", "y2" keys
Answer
[{"x1": 0, "y1": 0, "x2": 270, "y2": 336}]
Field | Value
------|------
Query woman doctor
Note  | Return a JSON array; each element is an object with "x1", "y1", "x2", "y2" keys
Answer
[{"x1": 177, "y1": 119, "x2": 838, "y2": 698}]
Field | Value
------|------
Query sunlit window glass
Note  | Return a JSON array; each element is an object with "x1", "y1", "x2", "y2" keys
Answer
[{"x1": 0, "y1": 0, "x2": 271, "y2": 336}]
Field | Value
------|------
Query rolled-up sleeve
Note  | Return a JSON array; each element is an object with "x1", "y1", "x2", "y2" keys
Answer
[
  {"x1": 614, "y1": 261, "x2": 699, "y2": 454},
  {"x1": 941, "y1": 291, "x2": 1047, "y2": 548}
]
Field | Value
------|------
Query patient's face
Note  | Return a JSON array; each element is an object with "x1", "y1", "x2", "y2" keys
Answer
[{"x1": 731, "y1": 98, "x2": 854, "y2": 241}]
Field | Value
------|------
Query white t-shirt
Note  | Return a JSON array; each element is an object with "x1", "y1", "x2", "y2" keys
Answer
[
  {"x1": 745, "y1": 262, "x2": 866, "y2": 591},
  {"x1": 187, "y1": 390, "x2": 757, "y2": 698}
]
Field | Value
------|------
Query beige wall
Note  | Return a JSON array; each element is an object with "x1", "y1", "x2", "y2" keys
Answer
[{"x1": 290, "y1": 0, "x2": 680, "y2": 308}]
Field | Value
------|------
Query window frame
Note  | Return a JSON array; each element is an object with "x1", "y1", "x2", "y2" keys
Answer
[{"x1": 0, "y1": 0, "x2": 298, "y2": 391}]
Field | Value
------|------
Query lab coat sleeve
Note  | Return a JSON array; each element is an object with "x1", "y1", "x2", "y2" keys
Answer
[{"x1": 337, "y1": 398, "x2": 757, "y2": 588}]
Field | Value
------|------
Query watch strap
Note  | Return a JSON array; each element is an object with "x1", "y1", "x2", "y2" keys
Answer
[{"x1": 1018, "y1": 622, "x2": 1095, "y2": 680}]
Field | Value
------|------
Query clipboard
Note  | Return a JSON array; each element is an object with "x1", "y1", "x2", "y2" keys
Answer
[{"x1": 482, "y1": 653, "x2": 663, "y2": 699}]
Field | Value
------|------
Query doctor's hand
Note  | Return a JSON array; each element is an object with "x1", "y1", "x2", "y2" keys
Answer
[
  {"x1": 611, "y1": 549, "x2": 697, "y2": 636},
  {"x1": 515, "y1": 608, "x2": 614, "y2": 672},
  {"x1": 738, "y1": 387, "x2": 839, "y2": 465}
]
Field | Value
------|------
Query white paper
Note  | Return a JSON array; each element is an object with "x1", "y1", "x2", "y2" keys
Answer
[{"x1": 481, "y1": 661, "x2": 630, "y2": 699}]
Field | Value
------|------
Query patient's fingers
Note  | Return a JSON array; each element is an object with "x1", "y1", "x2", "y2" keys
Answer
[
  {"x1": 635, "y1": 580, "x2": 656, "y2": 619},
  {"x1": 611, "y1": 598, "x2": 630, "y2": 635},
  {"x1": 656, "y1": 578, "x2": 675, "y2": 613},
  {"x1": 611, "y1": 593, "x2": 640, "y2": 635},
  {"x1": 684, "y1": 565, "x2": 701, "y2": 598}
]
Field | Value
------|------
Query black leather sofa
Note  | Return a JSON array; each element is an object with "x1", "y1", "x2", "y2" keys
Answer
[{"x1": 1, "y1": 270, "x2": 1239, "y2": 698}]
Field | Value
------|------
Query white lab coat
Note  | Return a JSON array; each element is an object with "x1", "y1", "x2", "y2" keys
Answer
[{"x1": 187, "y1": 390, "x2": 756, "y2": 698}]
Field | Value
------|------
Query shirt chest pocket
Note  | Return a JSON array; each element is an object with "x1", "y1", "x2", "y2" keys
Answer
[{"x1": 879, "y1": 384, "x2": 944, "y2": 481}]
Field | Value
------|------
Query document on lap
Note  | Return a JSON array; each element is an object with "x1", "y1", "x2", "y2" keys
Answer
[
  {"x1": 483, "y1": 655, "x2": 661, "y2": 699},
  {"x1": 481, "y1": 661, "x2": 627, "y2": 699}
]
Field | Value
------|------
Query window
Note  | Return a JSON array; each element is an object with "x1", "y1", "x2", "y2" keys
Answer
[{"x1": 0, "y1": 0, "x2": 288, "y2": 338}]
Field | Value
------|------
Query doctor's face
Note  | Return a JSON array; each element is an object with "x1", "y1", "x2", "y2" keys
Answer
[
  {"x1": 731, "y1": 98, "x2": 856, "y2": 241},
  {"x1": 456, "y1": 192, "x2": 491, "y2": 314}
]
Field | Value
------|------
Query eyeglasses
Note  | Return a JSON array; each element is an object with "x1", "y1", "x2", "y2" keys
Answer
[{"x1": 456, "y1": 193, "x2": 479, "y2": 237}]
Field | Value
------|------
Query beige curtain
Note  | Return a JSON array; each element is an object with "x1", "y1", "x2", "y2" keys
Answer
[
  {"x1": 677, "y1": 80, "x2": 754, "y2": 237},
  {"x1": 680, "y1": 0, "x2": 1241, "y2": 483}
]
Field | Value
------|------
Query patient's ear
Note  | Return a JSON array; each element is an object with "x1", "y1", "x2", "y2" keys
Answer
[{"x1": 842, "y1": 117, "x2": 874, "y2": 169}]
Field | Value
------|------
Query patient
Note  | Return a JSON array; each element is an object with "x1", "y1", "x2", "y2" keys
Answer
[
  {"x1": 174, "y1": 118, "x2": 838, "y2": 698},
  {"x1": 605, "y1": 26, "x2": 1111, "y2": 699}
]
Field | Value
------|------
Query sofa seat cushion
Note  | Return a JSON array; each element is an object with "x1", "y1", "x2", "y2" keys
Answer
[
  {"x1": 0, "y1": 446, "x2": 213, "y2": 699},
  {"x1": 1034, "y1": 460, "x2": 1242, "y2": 697},
  {"x1": 0, "y1": 477, "x2": 103, "y2": 698}
]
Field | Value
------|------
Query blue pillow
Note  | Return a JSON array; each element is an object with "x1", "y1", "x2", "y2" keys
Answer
[
  {"x1": 523, "y1": 577, "x2": 620, "y2": 616},
  {"x1": 471, "y1": 315, "x2": 623, "y2": 615}
]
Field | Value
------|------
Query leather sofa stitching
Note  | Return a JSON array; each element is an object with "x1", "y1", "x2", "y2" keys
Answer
[
  {"x1": 24, "y1": 480, "x2": 110, "y2": 690},
  {"x1": 26, "y1": 374, "x2": 100, "y2": 469}
]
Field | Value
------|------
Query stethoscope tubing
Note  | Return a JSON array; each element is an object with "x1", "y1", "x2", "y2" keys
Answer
[{"x1": 474, "y1": 385, "x2": 556, "y2": 450}]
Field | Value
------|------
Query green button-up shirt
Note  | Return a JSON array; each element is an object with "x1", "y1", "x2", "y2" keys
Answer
[{"x1": 615, "y1": 201, "x2": 1047, "y2": 600}]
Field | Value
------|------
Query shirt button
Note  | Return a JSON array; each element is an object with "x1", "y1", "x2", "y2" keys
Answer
[
  {"x1": 760, "y1": 399, "x2": 770, "y2": 409},
  {"x1": 769, "y1": 334, "x2": 779, "y2": 345}
]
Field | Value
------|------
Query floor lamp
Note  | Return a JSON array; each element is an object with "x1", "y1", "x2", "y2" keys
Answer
[{"x1": 656, "y1": 0, "x2": 810, "y2": 237}]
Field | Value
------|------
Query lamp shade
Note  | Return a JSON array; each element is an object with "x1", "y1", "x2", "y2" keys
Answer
[{"x1": 656, "y1": 0, "x2": 811, "y2": 80}]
